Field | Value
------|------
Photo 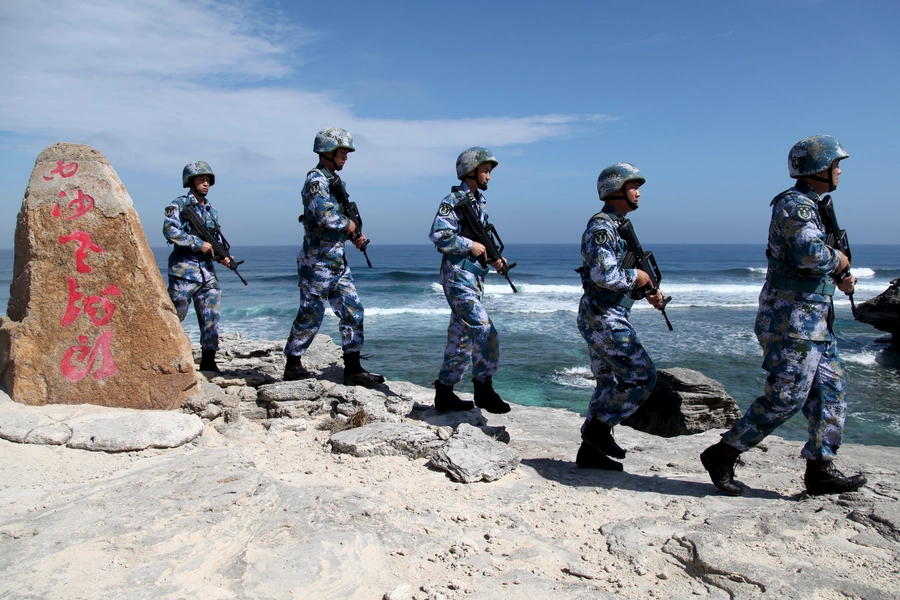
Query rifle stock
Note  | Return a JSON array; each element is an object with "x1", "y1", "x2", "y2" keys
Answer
[
  {"x1": 617, "y1": 218, "x2": 672, "y2": 330},
  {"x1": 454, "y1": 189, "x2": 517, "y2": 293},
  {"x1": 180, "y1": 206, "x2": 248, "y2": 285},
  {"x1": 330, "y1": 173, "x2": 372, "y2": 268}
]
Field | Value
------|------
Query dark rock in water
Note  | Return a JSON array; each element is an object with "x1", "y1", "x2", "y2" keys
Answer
[
  {"x1": 856, "y1": 278, "x2": 900, "y2": 348},
  {"x1": 623, "y1": 368, "x2": 741, "y2": 437}
]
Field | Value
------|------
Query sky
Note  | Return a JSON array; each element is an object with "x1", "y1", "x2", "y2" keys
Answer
[{"x1": 1, "y1": 0, "x2": 898, "y2": 249}]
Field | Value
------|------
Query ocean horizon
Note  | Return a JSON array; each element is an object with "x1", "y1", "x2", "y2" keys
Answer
[{"x1": 2, "y1": 243, "x2": 898, "y2": 448}]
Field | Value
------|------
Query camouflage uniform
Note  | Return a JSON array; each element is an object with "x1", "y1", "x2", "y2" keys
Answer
[
  {"x1": 163, "y1": 192, "x2": 222, "y2": 351},
  {"x1": 284, "y1": 165, "x2": 364, "y2": 357},
  {"x1": 721, "y1": 180, "x2": 846, "y2": 461},
  {"x1": 577, "y1": 204, "x2": 657, "y2": 432},
  {"x1": 430, "y1": 182, "x2": 500, "y2": 386}
]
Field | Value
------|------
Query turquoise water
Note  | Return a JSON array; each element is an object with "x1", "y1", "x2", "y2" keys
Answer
[{"x1": 2, "y1": 243, "x2": 899, "y2": 447}]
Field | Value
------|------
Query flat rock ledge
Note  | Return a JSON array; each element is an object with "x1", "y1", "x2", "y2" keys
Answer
[{"x1": 2, "y1": 334, "x2": 898, "y2": 599}]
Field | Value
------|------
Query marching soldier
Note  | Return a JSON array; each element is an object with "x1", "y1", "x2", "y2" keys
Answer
[
  {"x1": 283, "y1": 128, "x2": 384, "y2": 387},
  {"x1": 701, "y1": 135, "x2": 867, "y2": 496},
  {"x1": 575, "y1": 163, "x2": 666, "y2": 471},
  {"x1": 429, "y1": 147, "x2": 511, "y2": 414},
  {"x1": 163, "y1": 161, "x2": 231, "y2": 373}
]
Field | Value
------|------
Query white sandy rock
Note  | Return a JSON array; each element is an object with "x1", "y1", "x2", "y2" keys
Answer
[
  {"x1": 429, "y1": 423, "x2": 521, "y2": 483},
  {"x1": 65, "y1": 411, "x2": 203, "y2": 451}
]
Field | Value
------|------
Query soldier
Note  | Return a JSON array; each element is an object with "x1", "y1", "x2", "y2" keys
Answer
[
  {"x1": 429, "y1": 147, "x2": 511, "y2": 414},
  {"x1": 163, "y1": 161, "x2": 231, "y2": 373},
  {"x1": 282, "y1": 127, "x2": 384, "y2": 387},
  {"x1": 575, "y1": 163, "x2": 666, "y2": 471},
  {"x1": 701, "y1": 135, "x2": 867, "y2": 496}
]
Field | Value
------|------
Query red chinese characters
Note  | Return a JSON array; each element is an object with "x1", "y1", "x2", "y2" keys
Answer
[
  {"x1": 61, "y1": 277, "x2": 121, "y2": 327},
  {"x1": 60, "y1": 330, "x2": 118, "y2": 381},
  {"x1": 52, "y1": 189, "x2": 95, "y2": 221},
  {"x1": 47, "y1": 159, "x2": 121, "y2": 383},
  {"x1": 59, "y1": 230, "x2": 104, "y2": 274},
  {"x1": 43, "y1": 160, "x2": 79, "y2": 181}
]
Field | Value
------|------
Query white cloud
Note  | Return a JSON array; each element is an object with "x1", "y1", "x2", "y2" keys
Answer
[{"x1": 0, "y1": 0, "x2": 610, "y2": 184}]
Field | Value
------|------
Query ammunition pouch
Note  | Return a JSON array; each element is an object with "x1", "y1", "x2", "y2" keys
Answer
[
  {"x1": 766, "y1": 273, "x2": 835, "y2": 296},
  {"x1": 446, "y1": 253, "x2": 489, "y2": 277}
]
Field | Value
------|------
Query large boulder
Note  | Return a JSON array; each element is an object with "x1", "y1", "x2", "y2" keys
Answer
[
  {"x1": 622, "y1": 368, "x2": 741, "y2": 437},
  {"x1": 855, "y1": 278, "x2": 900, "y2": 347},
  {"x1": 0, "y1": 143, "x2": 196, "y2": 409}
]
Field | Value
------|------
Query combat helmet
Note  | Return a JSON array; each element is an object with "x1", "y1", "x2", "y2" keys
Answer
[
  {"x1": 314, "y1": 127, "x2": 356, "y2": 154},
  {"x1": 597, "y1": 162, "x2": 645, "y2": 200},
  {"x1": 183, "y1": 161, "x2": 215, "y2": 188},
  {"x1": 788, "y1": 135, "x2": 848, "y2": 178},
  {"x1": 456, "y1": 147, "x2": 498, "y2": 180}
]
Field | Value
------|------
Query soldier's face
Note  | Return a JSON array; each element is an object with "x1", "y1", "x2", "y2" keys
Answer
[
  {"x1": 192, "y1": 175, "x2": 212, "y2": 197},
  {"x1": 474, "y1": 163, "x2": 493, "y2": 191},
  {"x1": 624, "y1": 181, "x2": 641, "y2": 204},
  {"x1": 333, "y1": 148, "x2": 350, "y2": 171},
  {"x1": 830, "y1": 160, "x2": 842, "y2": 188}
]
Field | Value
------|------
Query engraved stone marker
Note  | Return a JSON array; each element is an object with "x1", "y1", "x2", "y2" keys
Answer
[{"x1": 0, "y1": 143, "x2": 197, "y2": 409}]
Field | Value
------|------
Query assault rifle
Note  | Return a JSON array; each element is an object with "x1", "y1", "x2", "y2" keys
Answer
[
  {"x1": 617, "y1": 218, "x2": 672, "y2": 330},
  {"x1": 454, "y1": 188, "x2": 518, "y2": 293},
  {"x1": 818, "y1": 194, "x2": 856, "y2": 316},
  {"x1": 181, "y1": 206, "x2": 248, "y2": 285},
  {"x1": 330, "y1": 173, "x2": 372, "y2": 268}
]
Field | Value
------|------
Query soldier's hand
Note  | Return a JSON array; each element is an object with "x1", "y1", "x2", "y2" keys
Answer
[
  {"x1": 352, "y1": 234, "x2": 367, "y2": 249},
  {"x1": 490, "y1": 257, "x2": 505, "y2": 271},
  {"x1": 219, "y1": 256, "x2": 232, "y2": 268},
  {"x1": 471, "y1": 241, "x2": 487, "y2": 259},
  {"x1": 646, "y1": 289, "x2": 665, "y2": 310},
  {"x1": 346, "y1": 220, "x2": 357, "y2": 237},
  {"x1": 200, "y1": 241, "x2": 213, "y2": 255},
  {"x1": 836, "y1": 250, "x2": 850, "y2": 275},
  {"x1": 837, "y1": 274, "x2": 856, "y2": 295},
  {"x1": 635, "y1": 269, "x2": 652, "y2": 288}
]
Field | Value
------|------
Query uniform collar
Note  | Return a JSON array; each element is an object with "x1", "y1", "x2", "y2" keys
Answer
[
  {"x1": 316, "y1": 163, "x2": 334, "y2": 179},
  {"x1": 793, "y1": 179, "x2": 820, "y2": 201},
  {"x1": 461, "y1": 181, "x2": 482, "y2": 201},
  {"x1": 601, "y1": 203, "x2": 624, "y2": 219}
]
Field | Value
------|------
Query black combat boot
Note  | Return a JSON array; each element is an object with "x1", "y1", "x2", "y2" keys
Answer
[
  {"x1": 700, "y1": 441, "x2": 742, "y2": 496},
  {"x1": 433, "y1": 380, "x2": 475, "y2": 412},
  {"x1": 582, "y1": 419, "x2": 626, "y2": 459},
  {"x1": 342, "y1": 352, "x2": 385, "y2": 387},
  {"x1": 576, "y1": 441, "x2": 624, "y2": 471},
  {"x1": 472, "y1": 377, "x2": 511, "y2": 414},
  {"x1": 804, "y1": 460, "x2": 867, "y2": 496},
  {"x1": 199, "y1": 349, "x2": 221, "y2": 374},
  {"x1": 283, "y1": 355, "x2": 312, "y2": 381}
]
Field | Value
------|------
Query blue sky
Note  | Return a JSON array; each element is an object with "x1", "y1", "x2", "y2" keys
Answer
[{"x1": 1, "y1": 0, "x2": 898, "y2": 249}]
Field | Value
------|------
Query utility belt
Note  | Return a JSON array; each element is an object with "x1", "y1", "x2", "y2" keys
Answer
[
  {"x1": 584, "y1": 287, "x2": 635, "y2": 310},
  {"x1": 766, "y1": 273, "x2": 835, "y2": 296},
  {"x1": 299, "y1": 214, "x2": 346, "y2": 243},
  {"x1": 446, "y1": 253, "x2": 489, "y2": 277}
]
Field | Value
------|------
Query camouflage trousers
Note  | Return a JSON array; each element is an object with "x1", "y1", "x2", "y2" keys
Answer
[
  {"x1": 284, "y1": 255, "x2": 364, "y2": 356},
  {"x1": 437, "y1": 260, "x2": 499, "y2": 386},
  {"x1": 168, "y1": 275, "x2": 221, "y2": 351},
  {"x1": 577, "y1": 297, "x2": 657, "y2": 430},
  {"x1": 721, "y1": 328, "x2": 846, "y2": 461}
]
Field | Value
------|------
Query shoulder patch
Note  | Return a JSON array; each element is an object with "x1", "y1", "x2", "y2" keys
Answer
[
  {"x1": 165, "y1": 206, "x2": 176, "y2": 217},
  {"x1": 796, "y1": 205, "x2": 814, "y2": 221},
  {"x1": 439, "y1": 202, "x2": 453, "y2": 216},
  {"x1": 309, "y1": 181, "x2": 320, "y2": 196},
  {"x1": 594, "y1": 230, "x2": 611, "y2": 245}
]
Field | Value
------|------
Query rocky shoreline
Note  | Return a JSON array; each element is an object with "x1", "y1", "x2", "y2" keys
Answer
[{"x1": 1, "y1": 334, "x2": 898, "y2": 599}]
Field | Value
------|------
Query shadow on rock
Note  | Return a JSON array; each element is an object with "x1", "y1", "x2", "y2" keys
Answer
[{"x1": 521, "y1": 457, "x2": 793, "y2": 500}]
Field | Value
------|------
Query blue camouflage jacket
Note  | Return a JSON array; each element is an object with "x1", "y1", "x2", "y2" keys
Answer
[
  {"x1": 301, "y1": 165, "x2": 352, "y2": 248},
  {"x1": 163, "y1": 192, "x2": 220, "y2": 283},
  {"x1": 429, "y1": 182, "x2": 489, "y2": 258},
  {"x1": 580, "y1": 204, "x2": 638, "y2": 297},
  {"x1": 766, "y1": 180, "x2": 841, "y2": 285}
]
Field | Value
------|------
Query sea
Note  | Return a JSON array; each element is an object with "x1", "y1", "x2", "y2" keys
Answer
[{"x1": 1, "y1": 243, "x2": 898, "y2": 448}]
